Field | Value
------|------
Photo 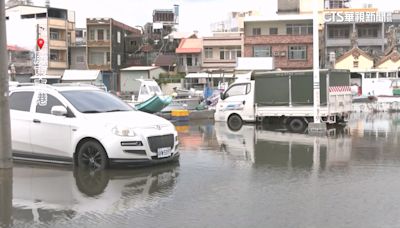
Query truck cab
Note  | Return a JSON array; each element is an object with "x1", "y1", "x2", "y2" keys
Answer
[{"x1": 215, "y1": 79, "x2": 256, "y2": 130}]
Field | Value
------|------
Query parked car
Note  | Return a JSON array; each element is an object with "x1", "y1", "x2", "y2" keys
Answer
[{"x1": 9, "y1": 83, "x2": 179, "y2": 170}]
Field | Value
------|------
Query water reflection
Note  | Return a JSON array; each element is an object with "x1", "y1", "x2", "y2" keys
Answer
[
  {"x1": 214, "y1": 121, "x2": 352, "y2": 170},
  {"x1": 8, "y1": 163, "x2": 179, "y2": 226}
]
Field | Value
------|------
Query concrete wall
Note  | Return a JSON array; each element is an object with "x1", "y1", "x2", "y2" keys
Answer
[
  {"x1": 69, "y1": 47, "x2": 87, "y2": 70},
  {"x1": 377, "y1": 60, "x2": 400, "y2": 70},
  {"x1": 335, "y1": 55, "x2": 373, "y2": 70}
]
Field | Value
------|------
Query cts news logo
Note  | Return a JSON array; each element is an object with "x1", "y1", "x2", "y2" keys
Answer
[{"x1": 324, "y1": 11, "x2": 393, "y2": 23}]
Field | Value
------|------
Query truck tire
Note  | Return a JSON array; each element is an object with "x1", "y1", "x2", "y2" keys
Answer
[
  {"x1": 228, "y1": 114, "x2": 243, "y2": 131},
  {"x1": 287, "y1": 118, "x2": 307, "y2": 133}
]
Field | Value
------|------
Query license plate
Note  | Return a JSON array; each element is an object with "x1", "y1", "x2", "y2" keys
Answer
[{"x1": 157, "y1": 147, "x2": 172, "y2": 158}]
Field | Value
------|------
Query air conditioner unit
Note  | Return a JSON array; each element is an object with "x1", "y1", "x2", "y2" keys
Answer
[
  {"x1": 280, "y1": 51, "x2": 286, "y2": 56},
  {"x1": 273, "y1": 51, "x2": 280, "y2": 57}
]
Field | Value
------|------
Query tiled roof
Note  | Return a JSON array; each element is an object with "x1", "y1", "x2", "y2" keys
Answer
[
  {"x1": 336, "y1": 47, "x2": 373, "y2": 63},
  {"x1": 154, "y1": 54, "x2": 177, "y2": 67},
  {"x1": 376, "y1": 50, "x2": 400, "y2": 67},
  {"x1": 176, "y1": 38, "x2": 202, "y2": 54},
  {"x1": 7, "y1": 45, "x2": 29, "y2": 52}
]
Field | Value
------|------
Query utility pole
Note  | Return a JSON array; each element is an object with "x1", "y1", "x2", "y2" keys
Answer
[
  {"x1": 308, "y1": 0, "x2": 327, "y2": 134},
  {"x1": 0, "y1": 0, "x2": 13, "y2": 168}
]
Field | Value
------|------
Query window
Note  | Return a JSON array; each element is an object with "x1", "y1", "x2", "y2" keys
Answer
[
  {"x1": 97, "y1": 29, "x2": 104, "y2": 40},
  {"x1": 225, "y1": 84, "x2": 250, "y2": 98},
  {"x1": 106, "y1": 29, "x2": 110, "y2": 40},
  {"x1": 61, "y1": 90, "x2": 132, "y2": 113},
  {"x1": 286, "y1": 24, "x2": 313, "y2": 35},
  {"x1": 50, "y1": 30, "x2": 60, "y2": 40},
  {"x1": 36, "y1": 13, "x2": 46, "y2": 18},
  {"x1": 186, "y1": 56, "x2": 193, "y2": 66},
  {"x1": 117, "y1": 54, "x2": 121, "y2": 66},
  {"x1": 269, "y1": 28, "x2": 278, "y2": 35},
  {"x1": 219, "y1": 48, "x2": 241, "y2": 60},
  {"x1": 220, "y1": 49, "x2": 225, "y2": 60},
  {"x1": 328, "y1": 0, "x2": 346, "y2": 9},
  {"x1": 288, "y1": 45, "x2": 307, "y2": 60},
  {"x1": 90, "y1": 52, "x2": 106, "y2": 65},
  {"x1": 388, "y1": 72, "x2": 397, "y2": 78},
  {"x1": 379, "y1": 72, "x2": 387, "y2": 78},
  {"x1": 117, "y1": 31, "x2": 121, "y2": 43},
  {"x1": 328, "y1": 26, "x2": 350, "y2": 39},
  {"x1": 76, "y1": 30, "x2": 83, "y2": 38},
  {"x1": 204, "y1": 48, "x2": 213, "y2": 58},
  {"x1": 252, "y1": 28, "x2": 261, "y2": 36},
  {"x1": 89, "y1": 29, "x2": 95, "y2": 41},
  {"x1": 353, "y1": 61, "x2": 359, "y2": 68},
  {"x1": 21, "y1": 14, "x2": 35, "y2": 19},
  {"x1": 364, "y1": 72, "x2": 377, "y2": 78},
  {"x1": 36, "y1": 94, "x2": 64, "y2": 114},
  {"x1": 9, "y1": 92, "x2": 34, "y2": 112},
  {"x1": 50, "y1": 50, "x2": 58, "y2": 61},
  {"x1": 50, "y1": 50, "x2": 65, "y2": 61},
  {"x1": 253, "y1": 45, "x2": 271, "y2": 57},
  {"x1": 358, "y1": 26, "x2": 379, "y2": 38}
]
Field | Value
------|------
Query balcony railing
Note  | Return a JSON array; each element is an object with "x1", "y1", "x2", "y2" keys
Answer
[
  {"x1": 49, "y1": 61, "x2": 68, "y2": 69},
  {"x1": 87, "y1": 40, "x2": 111, "y2": 47},
  {"x1": 88, "y1": 63, "x2": 111, "y2": 71}
]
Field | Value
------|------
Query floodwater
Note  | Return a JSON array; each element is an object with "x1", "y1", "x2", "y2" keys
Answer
[{"x1": 2, "y1": 113, "x2": 400, "y2": 228}]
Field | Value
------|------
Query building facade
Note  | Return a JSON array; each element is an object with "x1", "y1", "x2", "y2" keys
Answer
[
  {"x1": 243, "y1": 14, "x2": 314, "y2": 70},
  {"x1": 69, "y1": 28, "x2": 87, "y2": 70},
  {"x1": 202, "y1": 32, "x2": 243, "y2": 72},
  {"x1": 86, "y1": 18, "x2": 141, "y2": 91},
  {"x1": 176, "y1": 38, "x2": 202, "y2": 74}
]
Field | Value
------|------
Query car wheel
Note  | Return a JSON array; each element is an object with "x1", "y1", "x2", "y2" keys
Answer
[
  {"x1": 77, "y1": 140, "x2": 109, "y2": 170},
  {"x1": 227, "y1": 114, "x2": 243, "y2": 131}
]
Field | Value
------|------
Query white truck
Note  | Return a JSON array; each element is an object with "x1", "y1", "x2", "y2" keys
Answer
[{"x1": 215, "y1": 69, "x2": 353, "y2": 131}]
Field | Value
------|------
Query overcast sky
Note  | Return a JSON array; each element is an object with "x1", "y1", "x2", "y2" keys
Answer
[{"x1": 31, "y1": 0, "x2": 396, "y2": 35}]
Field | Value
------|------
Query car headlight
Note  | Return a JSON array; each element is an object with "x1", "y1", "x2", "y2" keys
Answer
[{"x1": 111, "y1": 126, "x2": 137, "y2": 137}]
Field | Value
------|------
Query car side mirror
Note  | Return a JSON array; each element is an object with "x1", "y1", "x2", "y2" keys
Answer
[
  {"x1": 220, "y1": 92, "x2": 225, "y2": 100},
  {"x1": 51, "y1": 106, "x2": 68, "y2": 116}
]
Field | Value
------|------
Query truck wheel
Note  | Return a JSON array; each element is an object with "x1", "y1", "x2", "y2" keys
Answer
[
  {"x1": 287, "y1": 118, "x2": 307, "y2": 133},
  {"x1": 228, "y1": 114, "x2": 243, "y2": 131}
]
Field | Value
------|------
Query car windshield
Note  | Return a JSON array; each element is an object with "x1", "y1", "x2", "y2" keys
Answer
[{"x1": 61, "y1": 90, "x2": 134, "y2": 113}]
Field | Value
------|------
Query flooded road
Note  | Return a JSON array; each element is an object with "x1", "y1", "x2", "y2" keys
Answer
[{"x1": 2, "y1": 113, "x2": 400, "y2": 228}]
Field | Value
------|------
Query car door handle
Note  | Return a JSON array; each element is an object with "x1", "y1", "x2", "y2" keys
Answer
[{"x1": 33, "y1": 119, "x2": 41, "y2": 123}]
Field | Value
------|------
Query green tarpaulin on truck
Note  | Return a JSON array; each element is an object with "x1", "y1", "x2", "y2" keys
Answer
[{"x1": 252, "y1": 70, "x2": 350, "y2": 107}]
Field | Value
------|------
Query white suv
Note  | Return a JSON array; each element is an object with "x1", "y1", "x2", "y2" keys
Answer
[{"x1": 9, "y1": 83, "x2": 179, "y2": 170}]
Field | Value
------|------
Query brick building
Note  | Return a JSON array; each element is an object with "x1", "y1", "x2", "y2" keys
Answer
[{"x1": 243, "y1": 14, "x2": 313, "y2": 70}]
